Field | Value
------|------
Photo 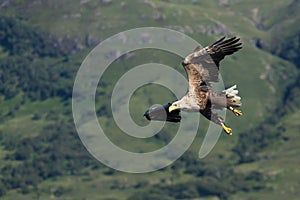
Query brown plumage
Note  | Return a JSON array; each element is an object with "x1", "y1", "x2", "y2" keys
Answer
[
  {"x1": 144, "y1": 36, "x2": 243, "y2": 135},
  {"x1": 168, "y1": 36, "x2": 243, "y2": 135}
]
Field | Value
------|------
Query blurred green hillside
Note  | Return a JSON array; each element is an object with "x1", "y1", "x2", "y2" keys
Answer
[{"x1": 0, "y1": 0, "x2": 299, "y2": 199}]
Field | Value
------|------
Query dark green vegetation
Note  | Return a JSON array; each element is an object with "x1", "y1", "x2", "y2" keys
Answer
[{"x1": 0, "y1": 0, "x2": 299, "y2": 199}]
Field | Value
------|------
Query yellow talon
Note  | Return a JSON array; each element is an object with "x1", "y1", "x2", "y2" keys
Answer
[
  {"x1": 221, "y1": 123, "x2": 232, "y2": 136},
  {"x1": 233, "y1": 109, "x2": 243, "y2": 116}
]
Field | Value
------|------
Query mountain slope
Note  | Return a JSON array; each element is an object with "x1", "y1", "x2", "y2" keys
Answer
[{"x1": 0, "y1": 0, "x2": 299, "y2": 199}]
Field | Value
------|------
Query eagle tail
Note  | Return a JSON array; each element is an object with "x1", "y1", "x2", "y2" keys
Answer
[{"x1": 223, "y1": 85, "x2": 242, "y2": 106}]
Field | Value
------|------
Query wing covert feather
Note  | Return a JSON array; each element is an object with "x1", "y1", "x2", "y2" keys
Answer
[{"x1": 182, "y1": 36, "x2": 242, "y2": 90}]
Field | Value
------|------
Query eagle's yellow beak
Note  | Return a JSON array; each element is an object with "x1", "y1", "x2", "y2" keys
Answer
[{"x1": 169, "y1": 104, "x2": 179, "y2": 112}]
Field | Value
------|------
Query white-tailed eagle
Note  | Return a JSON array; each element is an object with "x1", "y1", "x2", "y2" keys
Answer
[{"x1": 144, "y1": 36, "x2": 242, "y2": 135}]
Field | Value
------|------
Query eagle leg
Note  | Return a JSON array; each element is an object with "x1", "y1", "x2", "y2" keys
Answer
[
  {"x1": 216, "y1": 117, "x2": 233, "y2": 135},
  {"x1": 228, "y1": 106, "x2": 243, "y2": 116},
  {"x1": 201, "y1": 109, "x2": 233, "y2": 135},
  {"x1": 221, "y1": 123, "x2": 232, "y2": 136}
]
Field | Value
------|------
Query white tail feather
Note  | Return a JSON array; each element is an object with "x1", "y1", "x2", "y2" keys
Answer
[{"x1": 223, "y1": 85, "x2": 242, "y2": 105}]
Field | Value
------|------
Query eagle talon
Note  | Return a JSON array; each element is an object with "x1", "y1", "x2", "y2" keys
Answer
[
  {"x1": 233, "y1": 109, "x2": 242, "y2": 116},
  {"x1": 221, "y1": 123, "x2": 232, "y2": 136},
  {"x1": 228, "y1": 106, "x2": 242, "y2": 116}
]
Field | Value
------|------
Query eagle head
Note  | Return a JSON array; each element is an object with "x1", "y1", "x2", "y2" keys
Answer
[
  {"x1": 169, "y1": 102, "x2": 180, "y2": 112},
  {"x1": 169, "y1": 97, "x2": 197, "y2": 112}
]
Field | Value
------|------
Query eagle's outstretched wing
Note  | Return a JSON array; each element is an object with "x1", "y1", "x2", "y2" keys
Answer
[
  {"x1": 182, "y1": 37, "x2": 242, "y2": 88},
  {"x1": 144, "y1": 37, "x2": 243, "y2": 135}
]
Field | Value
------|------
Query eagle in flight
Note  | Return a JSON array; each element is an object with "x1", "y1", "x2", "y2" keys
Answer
[{"x1": 144, "y1": 36, "x2": 242, "y2": 135}]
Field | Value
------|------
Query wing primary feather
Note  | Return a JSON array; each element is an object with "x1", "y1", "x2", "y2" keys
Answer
[
  {"x1": 222, "y1": 47, "x2": 242, "y2": 53},
  {"x1": 211, "y1": 36, "x2": 226, "y2": 46},
  {"x1": 213, "y1": 37, "x2": 237, "y2": 47},
  {"x1": 217, "y1": 38, "x2": 240, "y2": 48},
  {"x1": 221, "y1": 42, "x2": 242, "y2": 49}
]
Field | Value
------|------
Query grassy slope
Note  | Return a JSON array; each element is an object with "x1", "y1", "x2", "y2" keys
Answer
[
  {"x1": 4, "y1": 0, "x2": 293, "y2": 131},
  {"x1": 0, "y1": 0, "x2": 299, "y2": 199},
  {"x1": 232, "y1": 108, "x2": 300, "y2": 200}
]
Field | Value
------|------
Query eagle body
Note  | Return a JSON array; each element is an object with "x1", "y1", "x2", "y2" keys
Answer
[{"x1": 144, "y1": 36, "x2": 243, "y2": 135}]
